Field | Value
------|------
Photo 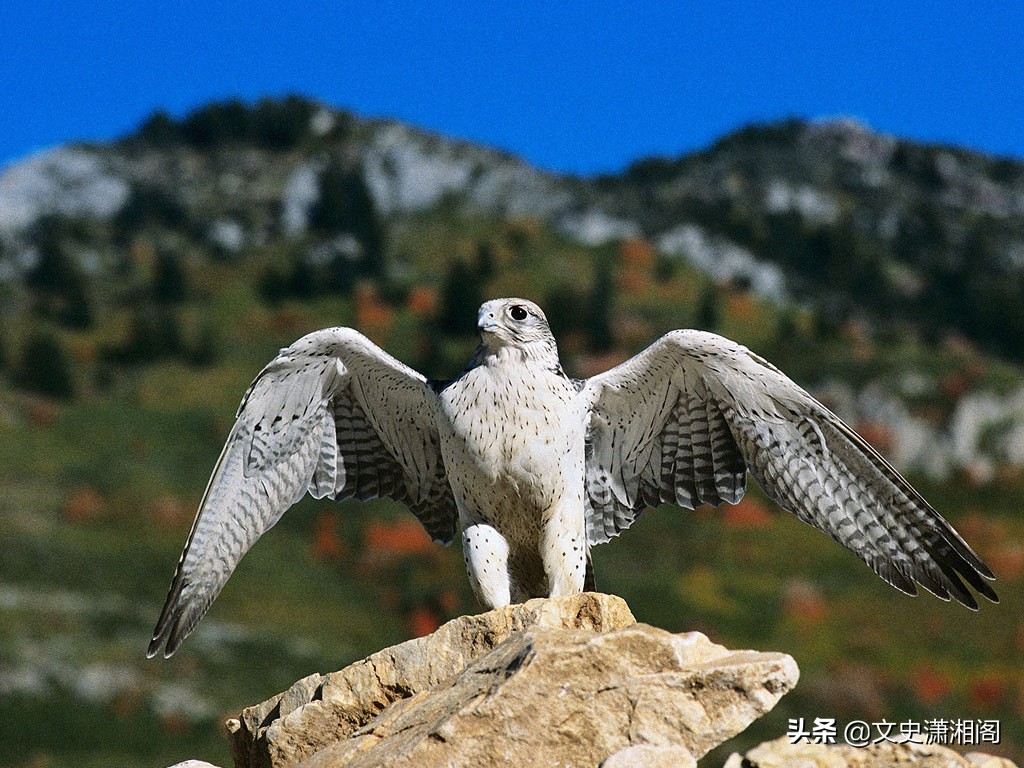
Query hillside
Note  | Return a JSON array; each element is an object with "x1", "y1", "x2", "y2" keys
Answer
[{"x1": 0, "y1": 98, "x2": 1021, "y2": 767}]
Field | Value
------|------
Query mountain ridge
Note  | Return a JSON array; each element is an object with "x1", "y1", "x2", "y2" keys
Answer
[{"x1": 4, "y1": 100, "x2": 1024, "y2": 357}]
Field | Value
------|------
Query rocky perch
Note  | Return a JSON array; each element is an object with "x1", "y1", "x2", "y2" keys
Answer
[
  {"x1": 169, "y1": 593, "x2": 1015, "y2": 768},
  {"x1": 226, "y1": 593, "x2": 795, "y2": 767}
]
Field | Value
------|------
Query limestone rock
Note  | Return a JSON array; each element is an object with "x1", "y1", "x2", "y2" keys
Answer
[
  {"x1": 967, "y1": 754, "x2": 1019, "y2": 768},
  {"x1": 228, "y1": 593, "x2": 797, "y2": 768},
  {"x1": 230, "y1": 593, "x2": 636, "y2": 768},
  {"x1": 726, "y1": 736, "x2": 1019, "y2": 768},
  {"x1": 602, "y1": 743, "x2": 697, "y2": 767}
]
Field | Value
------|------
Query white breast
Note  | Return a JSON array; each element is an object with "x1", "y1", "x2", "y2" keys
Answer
[{"x1": 437, "y1": 357, "x2": 584, "y2": 510}]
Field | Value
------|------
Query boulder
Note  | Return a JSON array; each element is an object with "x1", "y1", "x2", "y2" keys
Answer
[
  {"x1": 227, "y1": 593, "x2": 797, "y2": 768},
  {"x1": 724, "y1": 735, "x2": 1019, "y2": 768}
]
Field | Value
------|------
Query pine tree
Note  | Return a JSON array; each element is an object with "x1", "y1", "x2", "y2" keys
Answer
[
  {"x1": 440, "y1": 261, "x2": 484, "y2": 336},
  {"x1": 695, "y1": 284, "x2": 721, "y2": 331},
  {"x1": 586, "y1": 259, "x2": 614, "y2": 352},
  {"x1": 310, "y1": 161, "x2": 386, "y2": 280},
  {"x1": 16, "y1": 329, "x2": 75, "y2": 399},
  {"x1": 152, "y1": 249, "x2": 188, "y2": 303},
  {"x1": 26, "y1": 227, "x2": 94, "y2": 329}
]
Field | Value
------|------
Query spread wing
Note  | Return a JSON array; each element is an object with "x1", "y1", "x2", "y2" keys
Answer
[
  {"x1": 148, "y1": 328, "x2": 456, "y2": 657},
  {"x1": 579, "y1": 329, "x2": 997, "y2": 609}
]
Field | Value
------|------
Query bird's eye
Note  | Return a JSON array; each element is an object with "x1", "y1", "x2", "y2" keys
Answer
[{"x1": 509, "y1": 305, "x2": 528, "y2": 321}]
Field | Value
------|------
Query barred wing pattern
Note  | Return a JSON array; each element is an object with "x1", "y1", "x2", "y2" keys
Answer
[
  {"x1": 148, "y1": 328, "x2": 455, "y2": 657},
  {"x1": 580, "y1": 330, "x2": 997, "y2": 609}
]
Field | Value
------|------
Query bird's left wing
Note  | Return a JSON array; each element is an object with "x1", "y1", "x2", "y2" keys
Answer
[
  {"x1": 148, "y1": 328, "x2": 455, "y2": 657},
  {"x1": 579, "y1": 330, "x2": 997, "y2": 609}
]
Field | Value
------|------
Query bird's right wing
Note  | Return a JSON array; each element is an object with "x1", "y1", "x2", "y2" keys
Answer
[{"x1": 148, "y1": 327, "x2": 456, "y2": 657}]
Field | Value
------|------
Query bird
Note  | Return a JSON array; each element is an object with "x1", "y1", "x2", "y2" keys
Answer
[{"x1": 148, "y1": 297, "x2": 997, "y2": 657}]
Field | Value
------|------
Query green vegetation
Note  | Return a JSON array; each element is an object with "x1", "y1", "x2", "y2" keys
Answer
[{"x1": 1, "y1": 101, "x2": 1022, "y2": 765}]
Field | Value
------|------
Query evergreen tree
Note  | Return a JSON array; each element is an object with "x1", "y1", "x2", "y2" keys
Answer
[
  {"x1": 16, "y1": 329, "x2": 75, "y2": 399},
  {"x1": 695, "y1": 284, "x2": 721, "y2": 331},
  {"x1": 26, "y1": 230, "x2": 94, "y2": 329},
  {"x1": 310, "y1": 161, "x2": 386, "y2": 280},
  {"x1": 112, "y1": 304, "x2": 184, "y2": 364},
  {"x1": 585, "y1": 259, "x2": 614, "y2": 352},
  {"x1": 544, "y1": 285, "x2": 588, "y2": 339},
  {"x1": 152, "y1": 249, "x2": 188, "y2": 303},
  {"x1": 137, "y1": 110, "x2": 183, "y2": 146},
  {"x1": 440, "y1": 260, "x2": 485, "y2": 336},
  {"x1": 475, "y1": 241, "x2": 496, "y2": 280}
]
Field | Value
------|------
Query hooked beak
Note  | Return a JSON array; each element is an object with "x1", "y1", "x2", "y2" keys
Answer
[{"x1": 478, "y1": 309, "x2": 500, "y2": 334}]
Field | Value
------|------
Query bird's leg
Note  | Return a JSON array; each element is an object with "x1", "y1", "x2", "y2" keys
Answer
[
  {"x1": 462, "y1": 520, "x2": 512, "y2": 609},
  {"x1": 540, "y1": 502, "x2": 587, "y2": 597}
]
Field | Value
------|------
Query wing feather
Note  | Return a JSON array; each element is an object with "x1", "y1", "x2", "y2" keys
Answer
[
  {"x1": 580, "y1": 329, "x2": 997, "y2": 609},
  {"x1": 149, "y1": 328, "x2": 456, "y2": 657}
]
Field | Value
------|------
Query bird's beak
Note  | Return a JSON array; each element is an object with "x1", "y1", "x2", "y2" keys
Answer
[{"x1": 478, "y1": 310, "x2": 500, "y2": 334}]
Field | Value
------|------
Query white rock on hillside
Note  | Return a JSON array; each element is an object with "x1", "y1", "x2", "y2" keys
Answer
[{"x1": 0, "y1": 147, "x2": 129, "y2": 234}]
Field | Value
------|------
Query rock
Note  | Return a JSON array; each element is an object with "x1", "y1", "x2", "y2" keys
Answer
[
  {"x1": 727, "y1": 736, "x2": 1019, "y2": 768},
  {"x1": 967, "y1": 754, "x2": 1019, "y2": 768},
  {"x1": 230, "y1": 593, "x2": 637, "y2": 768},
  {"x1": 602, "y1": 743, "x2": 697, "y2": 767},
  {"x1": 228, "y1": 593, "x2": 797, "y2": 768}
]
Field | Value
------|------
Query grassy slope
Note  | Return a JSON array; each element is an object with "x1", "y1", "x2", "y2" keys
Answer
[{"x1": 1, "y1": 216, "x2": 1022, "y2": 767}]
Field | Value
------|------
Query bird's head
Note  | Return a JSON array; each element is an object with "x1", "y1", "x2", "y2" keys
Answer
[{"x1": 476, "y1": 298, "x2": 559, "y2": 364}]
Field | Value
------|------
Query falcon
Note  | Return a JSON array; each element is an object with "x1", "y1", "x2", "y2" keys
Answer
[{"x1": 148, "y1": 298, "x2": 997, "y2": 657}]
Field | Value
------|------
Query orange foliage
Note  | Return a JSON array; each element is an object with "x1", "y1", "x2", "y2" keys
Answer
[
  {"x1": 63, "y1": 485, "x2": 104, "y2": 523},
  {"x1": 159, "y1": 712, "x2": 189, "y2": 733},
  {"x1": 438, "y1": 588, "x2": 461, "y2": 615},
  {"x1": 354, "y1": 283, "x2": 394, "y2": 330},
  {"x1": 723, "y1": 498, "x2": 773, "y2": 530},
  {"x1": 69, "y1": 338, "x2": 97, "y2": 366},
  {"x1": 26, "y1": 398, "x2": 59, "y2": 428},
  {"x1": 910, "y1": 665, "x2": 952, "y2": 704},
  {"x1": 312, "y1": 512, "x2": 346, "y2": 561},
  {"x1": 725, "y1": 292, "x2": 757, "y2": 323},
  {"x1": 127, "y1": 237, "x2": 155, "y2": 268},
  {"x1": 268, "y1": 307, "x2": 314, "y2": 335},
  {"x1": 408, "y1": 606, "x2": 441, "y2": 638},
  {"x1": 616, "y1": 271, "x2": 649, "y2": 294},
  {"x1": 782, "y1": 579, "x2": 828, "y2": 628},
  {"x1": 364, "y1": 519, "x2": 433, "y2": 557},
  {"x1": 840, "y1": 319, "x2": 874, "y2": 361},
  {"x1": 988, "y1": 542, "x2": 1024, "y2": 580},
  {"x1": 406, "y1": 285, "x2": 439, "y2": 317},
  {"x1": 957, "y1": 510, "x2": 1008, "y2": 553},
  {"x1": 109, "y1": 690, "x2": 144, "y2": 719},
  {"x1": 617, "y1": 239, "x2": 656, "y2": 294},
  {"x1": 940, "y1": 372, "x2": 974, "y2": 400},
  {"x1": 151, "y1": 494, "x2": 190, "y2": 530},
  {"x1": 575, "y1": 351, "x2": 630, "y2": 379},
  {"x1": 618, "y1": 238, "x2": 655, "y2": 270},
  {"x1": 855, "y1": 420, "x2": 895, "y2": 456},
  {"x1": 614, "y1": 315, "x2": 654, "y2": 347},
  {"x1": 969, "y1": 674, "x2": 1007, "y2": 710}
]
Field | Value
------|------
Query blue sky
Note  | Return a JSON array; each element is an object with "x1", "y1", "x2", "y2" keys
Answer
[{"x1": 1, "y1": 1, "x2": 1022, "y2": 174}]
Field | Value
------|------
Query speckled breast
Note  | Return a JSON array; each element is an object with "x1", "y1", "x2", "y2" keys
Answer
[{"x1": 436, "y1": 362, "x2": 586, "y2": 518}]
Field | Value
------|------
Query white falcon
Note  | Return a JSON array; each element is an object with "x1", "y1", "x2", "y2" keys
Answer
[{"x1": 149, "y1": 298, "x2": 997, "y2": 657}]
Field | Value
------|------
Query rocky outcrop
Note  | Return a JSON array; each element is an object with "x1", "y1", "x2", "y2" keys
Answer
[
  {"x1": 724, "y1": 736, "x2": 1018, "y2": 768},
  {"x1": 227, "y1": 593, "x2": 798, "y2": 768}
]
